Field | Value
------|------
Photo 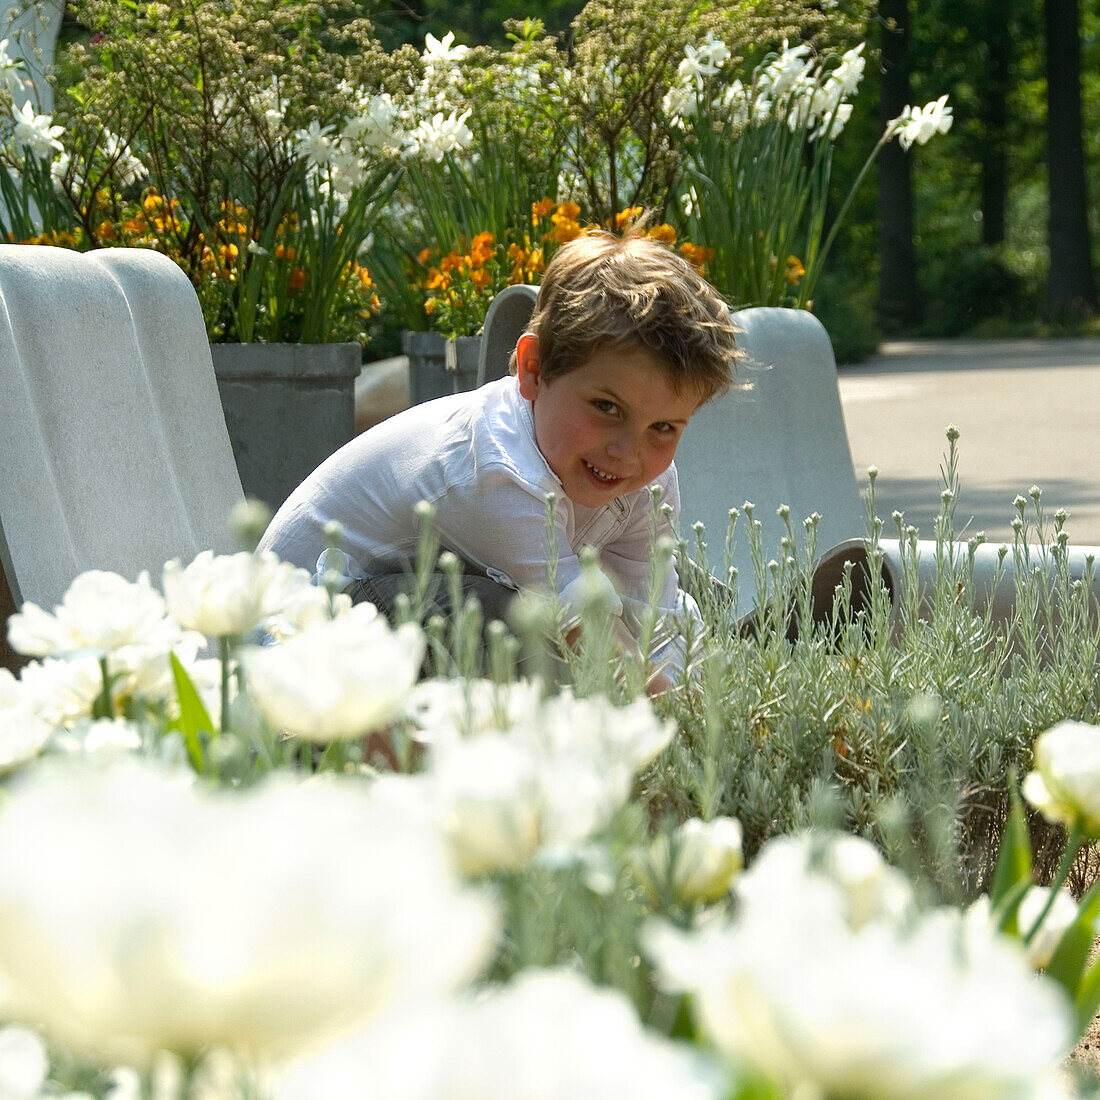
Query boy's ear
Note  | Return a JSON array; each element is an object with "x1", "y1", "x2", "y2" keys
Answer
[{"x1": 515, "y1": 333, "x2": 541, "y2": 400}]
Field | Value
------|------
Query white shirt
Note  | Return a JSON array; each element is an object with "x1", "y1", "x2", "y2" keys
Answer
[{"x1": 260, "y1": 376, "x2": 701, "y2": 672}]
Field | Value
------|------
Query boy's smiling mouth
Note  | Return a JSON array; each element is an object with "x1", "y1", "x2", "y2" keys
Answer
[{"x1": 583, "y1": 460, "x2": 623, "y2": 485}]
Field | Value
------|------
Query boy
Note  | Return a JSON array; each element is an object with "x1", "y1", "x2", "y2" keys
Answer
[{"x1": 259, "y1": 229, "x2": 740, "y2": 686}]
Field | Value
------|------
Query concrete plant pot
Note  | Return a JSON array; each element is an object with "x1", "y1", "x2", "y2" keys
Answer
[
  {"x1": 211, "y1": 342, "x2": 361, "y2": 511},
  {"x1": 402, "y1": 331, "x2": 481, "y2": 405}
]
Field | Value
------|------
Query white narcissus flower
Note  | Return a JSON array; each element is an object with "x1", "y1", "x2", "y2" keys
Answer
[
  {"x1": 0, "y1": 763, "x2": 497, "y2": 1064},
  {"x1": 276, "y1": 969, "x2": 725, "y2": 1100},
  {"x1": 10, "y1": 101, "x2": 64, "y2": 157},
  {"x1": 422, "y1": 30, "x2": 468, "y2": 69},
  {"x1": 892, "y1": 94, "x2": 953, "y2": 151},
  {"x1": 7, "y1": 570, "x2": 181, "y2": 659},
  {"x1": 242, "y1": 604, "x2": 424, "y2": 741},
  {"x1": 1023, "y1": 720, "x2": 1100, "y2": 835},
  {"x1": 645, "y1": 830, "x2": 1075, "y2": 1099},
  {"x1": 405, "y1": 677, "x2": 543, "y2": 742},
  {"x1": 294, "y1": 120, "x2": 337, "y2": 167},
  {"x1": 405, "y1": 109, "x2": 473, "y2": 163},
  {"x1": 828, "y1": 42, "x2": 866, "y2": 98}
]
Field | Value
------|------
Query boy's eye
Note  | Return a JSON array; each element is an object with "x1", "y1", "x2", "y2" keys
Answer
[
  {"x1": 592, "y1": 399, "x2": 618, "y2": 415},
  {"x1": 651, "y1": 422, "x2": 676, "y2": 434}
]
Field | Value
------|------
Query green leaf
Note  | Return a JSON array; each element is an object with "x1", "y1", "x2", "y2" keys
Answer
[
  {"x1": 169, "y1": 651, "x2": 214, "y2": 772},
  {"x1": 1045, "y1": 880, "x2": 1100, "y2": 997},
  {"x1": 991, "y1": 876, "x2": 1033, "y2": 938},
  {"x1": 990, "y1": 782, "x2": 1032, "y2": 907},
  {"x1": 1075, "y1": 943, "x2": 1100, "y2": 1034}
]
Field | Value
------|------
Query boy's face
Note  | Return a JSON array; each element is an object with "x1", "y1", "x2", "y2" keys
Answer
[{"x1": 516, "y1": 336, "x2": 702, "y2": 509}]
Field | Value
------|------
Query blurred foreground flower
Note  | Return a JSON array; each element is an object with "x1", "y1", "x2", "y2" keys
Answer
[
  {"x1": 633, "y1": 815, "x2": 744, "y2": 905},
  {"x1": 1023, "y1": 720, "x2": 1100, "y2": 835},
  {"x1": 242, "y1": 604, "x2": 424, "y2": 741},
  {"x1": 7, "y1": 571, "x2": 181, "y2": 659},
  {"x1": 418, "y1": 686, "x2": 675, "y2": 876},
  {"x1": 646, "y1": 831, "x2": 1073, "y2": 1098},
  {"x1": 0, "y1": 762, "x2": 497, "y2": 1064},
  {"x1": 277, "y1": 968, "x2": 723, "y2": 1100}
]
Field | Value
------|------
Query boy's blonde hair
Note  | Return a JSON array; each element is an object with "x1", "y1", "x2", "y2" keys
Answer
[{"x1": 514, "y1": 229, "x2": 740, "y2": 401}]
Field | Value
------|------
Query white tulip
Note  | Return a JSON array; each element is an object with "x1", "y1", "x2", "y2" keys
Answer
[
  {"x1": 1023, "y1": 720, "x2": 1100, "y2": 835},
  {"x1": 242, "y1": 604, "x2": 424, "y2": 740},
  {"x1": 0, "y1": 669, "x2": 53, "y2": 773},
  {"x1": 7, "y1": 570, "x2": 182, "y2": 659},
  {"x1": 645, "y1": 816, "x2": 744, "y2": 905},
  {"x1": 0, "y1": 762, "x2": 497, "y2": 1064},
  {"x1": 277, "y1": 969, "x2": 724, "y2": 1100},
  {"x1": 646, "y1": 831, "x2": 1074, "y2": 1099}
]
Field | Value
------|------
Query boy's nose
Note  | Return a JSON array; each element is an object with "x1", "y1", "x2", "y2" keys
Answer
[{"x1": 605, "y1": 430, "x2": 640, "y2": 466}]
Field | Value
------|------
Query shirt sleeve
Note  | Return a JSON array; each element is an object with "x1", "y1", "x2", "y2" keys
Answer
[{"x1": 425, "y1": 465, "x2": 620, "y2": 618}]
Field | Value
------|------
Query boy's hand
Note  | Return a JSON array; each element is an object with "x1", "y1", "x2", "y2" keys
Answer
[{"x1": 645, "y1": 670, "x2": 674, "y2": 696}]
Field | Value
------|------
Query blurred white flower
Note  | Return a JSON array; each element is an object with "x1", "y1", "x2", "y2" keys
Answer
[
  {"x1": 277, "y1": 969, "x2": 724, "y2": 1100},
  {"x1": 969, "y1": 886, "x2": 1082, "y2": 971},
  {"x1": 242, "y1": 604, "x2": 423, "y2": 740},
  {"x1": 294, "y1": 120, "x2": 337, "y2": 167},
  {"x1": 49, "y1": 716, "x2": 144, "y2": 760},
  {"x1": 736, "y1": 832, "x2": 913, "y2": 932},
  {"x1": 758, "y1": 40, "x2": 812, "y2": 100},
  {"x1": 49, "y1": 149, "x2": 75, "y2": 191},
  {"x1": 343, "y1": 93, "x2": 399, "y2": 150},
  {"x1": 419, "y1": 689, "x2": 673, "y2": 874},
  {"x1": 103, "y1": 132, "x2": 148, "y2": 187},
  {"x1": 10, "y1": 101, "x2": 64, "y2": 157},
  {"x1": 0, "y1": 763, "x2": 497, "y2": 1063},
  {"x1": 636, "y1": 816, "x2": 744, "y2": 905},
  {"x1": 430, "y1": 732, "x2": 541, "y2": 876},
  {"x1": 405, "y1": 677, "x2": 543, "y2": 742},
  {"x1": 811, "y1": 101, "x2": 853, "y2": 142},
  {"x1": 405, "y1": 109, "x2": 473, "y2": 163},
  {"x1": 892, "y1": 94, "x2": 953, "y2": 151},
  {"x1": 828, "y1": 42, "x2": 866, "y2": 98},
  {"x1": 0, "y1": 1024, "x2": 48, "y2": 1099},
  {"x1": 662, "y1": 83, "x2": 698, "y2": 122},
  {"x1": 422, "y1": 31, "x2": 468, "y2": 70},
  {"x1": 7, "y1": 570, "x2": 180, "y2": 659},
  {"x1": 646, "y1": 831, "x2": 1073, "y2": 1099},
  {"x1": 0, "y1": 668, "x2": 54, "y2": 773},
  {"x1": 678, "y1": 42, "x2": 724, "y2": 88},
  {"x1": 0, "y1": 38, "x2": 30, "y2": 100},
  {"x1": 163, "y1": 550, "x2": 327, "y2": 639},
  {"x1": 1023, "y1": 720, "x2": 1100, "y2": 835}
]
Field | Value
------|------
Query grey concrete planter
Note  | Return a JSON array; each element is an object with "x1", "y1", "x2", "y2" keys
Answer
[
  {"x1": 402, "y1": 331, "x2": 481, "y2": 405},
  {"x1": 211, "y1": 342, "x2": 361, "y2": 511}
]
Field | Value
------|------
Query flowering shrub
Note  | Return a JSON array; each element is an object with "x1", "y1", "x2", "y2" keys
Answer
[
  {"x1": 409, "y1": 200, "x2": 715, "y2": 338},
  {"x1": 2, "y1": 458, "x2": 1100, "y2": 1094}
]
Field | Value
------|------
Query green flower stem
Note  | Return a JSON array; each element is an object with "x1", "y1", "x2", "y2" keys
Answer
[
  {"x1": 1024, "y1": 818, "x2": 1083, "y2": 945},
  {"x1": 219, "y1": 635, "x2": 232, "y2": 737},
  {"x1": 93, "y1": 655, "x2": 114, "y2": 720}
]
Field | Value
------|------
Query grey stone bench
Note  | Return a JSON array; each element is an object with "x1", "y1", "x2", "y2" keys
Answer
[{"x1": 0, "y1": 245, "x2": 244, "y2": 667}]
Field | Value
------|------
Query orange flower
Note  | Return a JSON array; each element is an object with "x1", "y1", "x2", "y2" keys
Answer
[
  {"x1": 613, "y1": 206, "x2": 644, "y2": 230},
  {"x1": 680, "y1": 242, "x2": 715, "y2": 268},
  {"x1": 647, "y1": 223, "x2": 676, "y2": 244},
  {"x1": 288, "y1": 266, "x2": 306, "y2": 291},
  {"x1": 531, "y1": 197, "x2": 555, "y2": 220},
  {"x1": 96, "y1": 220, "x2": 116, "y2": 241},
  {"x1": 417, "y1": 247, "x2": 432, "y2": 265},
  {"x1": 556, "y1": 201, "x2": 581, "y2": 220},
  {"x1": 470, "y1": 267, "x2": 491, "y2": 288},
  {"x1": 440, "y1": 252, "x2": 464, "y2": 274},
  {"x1": 785, "y1": 255, "x2": 805, "y2": 285},
  {"x1": 274, "y1": 244, "x2": 297, "y2": 262},
  {"x1": 142, "y1": 193, "x2": 166, "y2": 217},
  {"x1": 547, "y1": 210, "x2": 582, "y2": 244},
  {"x1": 424, "y1": 297, "x2": 438, "y2": 315},
  {"x1": 122, "y1": 216, "x2": 147, "y2": 235},
  {"x1": 469, "y1": 231, "x2": 495, "y2": 265},
  {"x1": 425, "y1": 268, "x2": 451, "y2": 291}
]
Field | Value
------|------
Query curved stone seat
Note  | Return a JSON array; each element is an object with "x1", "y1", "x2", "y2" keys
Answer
[{"x1": 0, "y1": 245, "x2": 243, "y2": 663}]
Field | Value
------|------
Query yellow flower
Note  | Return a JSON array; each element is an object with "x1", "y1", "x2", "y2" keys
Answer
[
  {"x1": 613, "y1": 206, "x2": 644, "y2": 230},
  {"x1": 424, "y1": 297, "x2": 438, "y2": 315},
  {"x1": 470, "y1": 267, "x2": 490, "y2": 288},
  {"x1": 531, "y1": 197, "x2": 555, "y2": 220},
  {"x1": 647, "y1": 223, "x2": 676, "y2": 244},
  {"x1": 785, "y1": 255, "x2": 805, "y2": 285},
  {"x1": 417, "y1": 247, "x2": 433, "y2": 265}
]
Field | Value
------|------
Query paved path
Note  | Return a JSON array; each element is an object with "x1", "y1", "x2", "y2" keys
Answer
[{"x1": 837, "y1": 338, "x2": 1100, "y2": 547}]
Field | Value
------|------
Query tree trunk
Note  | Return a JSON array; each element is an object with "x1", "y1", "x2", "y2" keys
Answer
[
  {"x1": 977, "y1": 0, "x2": 1010, "y2": 245},
  {"x1": 1043, "y1": 0, "x2": 1097, "y2": 320},
  {"x1": 877, "y1": 0, "x2": 922, "y2": 333}
]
